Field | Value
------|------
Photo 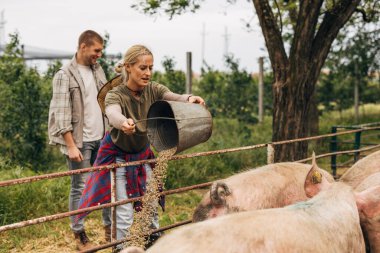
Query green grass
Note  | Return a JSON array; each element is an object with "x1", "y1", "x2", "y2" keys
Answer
[{"x1": 0, "y1": 103, "x2": 379, "y2": 252}]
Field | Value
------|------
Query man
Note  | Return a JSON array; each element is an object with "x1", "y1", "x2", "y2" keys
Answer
[{"x1": 48, "y1": 30, "x2": 110, "y2": 250}]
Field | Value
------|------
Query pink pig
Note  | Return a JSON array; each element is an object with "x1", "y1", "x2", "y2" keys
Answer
[
  {"x1": 355, "y1": 172, "x2": 380, "y2": 253},
  {"x1": 123, "y1": 157, "x2": 372, "y2": 253},
  {"x1": 339, "y1": 149, "x2": 380, "y2": 188},
  {"x1": 192, "y1": 162, "x2": 334, "y2": 221}
]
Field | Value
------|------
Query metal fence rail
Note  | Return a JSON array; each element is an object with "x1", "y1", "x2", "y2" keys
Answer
[
  {"x1": 2, "y1": 126, "x2": 379, "y2": 188},
  {"x1": 330, "y1": 123, "x2": 380, "y2": 175},
  {"x1": 1, "y1": 125, "x2": 379, "y2": 252}
]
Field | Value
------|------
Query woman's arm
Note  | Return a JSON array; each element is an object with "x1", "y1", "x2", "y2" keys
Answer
[
  {"x1": 163, "y1": 92, "x2": 205, "y2": 105},
  {"x1": 162, "y1": 92, "x2": 191, "y2": 102},
  {"x1": 105, "y1": 104, "x2": 135, "y2": 134}
]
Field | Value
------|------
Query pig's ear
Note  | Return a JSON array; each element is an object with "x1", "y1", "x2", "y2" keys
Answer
[
  {"x1": 304, "y1": 152, "x2": 330, "y2": 198},
  {"x1": 355, "y1": 185, "x2": 380, "y2": 219},
  {"x1": 210, "y1": 181, "x2": 231, "y2": 206}
]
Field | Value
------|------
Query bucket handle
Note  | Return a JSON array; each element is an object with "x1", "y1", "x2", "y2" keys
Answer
[{"x1": 134, "y1": 116, "x2": 211, "y2": 125}]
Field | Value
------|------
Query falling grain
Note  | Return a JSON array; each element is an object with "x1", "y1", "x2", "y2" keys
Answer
[{"x1": 126, "y1": 147, "x2": 177, "y2": 248}]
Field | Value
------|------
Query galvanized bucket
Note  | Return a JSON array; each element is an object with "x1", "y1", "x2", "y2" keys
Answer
[{"x1": 146, "y1": 101, "x2": 212, "y2": 154}]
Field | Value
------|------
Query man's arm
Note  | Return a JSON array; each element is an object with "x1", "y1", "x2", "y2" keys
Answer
[
  {"x1": 50, "y1": 71, "x2": 74, "y2": 137},
  {"x1": 51, "y1": 70, "x2": 83, "y2": 160},
  {"x1": 63, "y1": 131, "x2": 83, "y2": 162}
]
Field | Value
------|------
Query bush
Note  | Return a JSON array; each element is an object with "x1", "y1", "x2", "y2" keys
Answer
[{"x1": 0, "y1": 157, "x2": 69, "y2": 225}]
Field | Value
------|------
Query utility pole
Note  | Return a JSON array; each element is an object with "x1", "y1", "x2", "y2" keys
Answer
[
  {"x1": 201, "y1": 23, "x2": 207, "y2": 67},
  {"x1": 186, "y1": 52, "x2": 192, "y2": 94},
  {"x1": 354, "y1": 61, "x2": 360, "y2": 124},
  {"x1": 258, "y1": 57, "x2": 264, "y2": 123},
  {"x1": 0, "y1": 10, "x2": 6, "y2": 46},
  {"x1": 223, "y1": 26, "x2": 230, "y2": 57}
]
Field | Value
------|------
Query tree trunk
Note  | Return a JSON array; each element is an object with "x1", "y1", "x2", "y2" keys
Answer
[
  {"x1": 252, "y1": 0, "x2": 361, "y2": 162},
  {"x1": 272, "y1": 76, "x2": 317, "y2": 162},
  {"x1": 308, "y1": 89, "x2": 319, "y2": 137}
]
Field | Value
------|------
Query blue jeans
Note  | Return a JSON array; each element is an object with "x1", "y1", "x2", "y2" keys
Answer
[
  {"x1": 115, "y1": 156, "x2": 159, "y2": 242},
  {"x1": 66, "y1": 140, "x2": 111, "y2": 232}
]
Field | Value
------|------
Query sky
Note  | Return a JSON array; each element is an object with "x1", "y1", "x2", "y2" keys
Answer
[{"x1": 1, "y1": 0, "x2": 267, "y2": 74}]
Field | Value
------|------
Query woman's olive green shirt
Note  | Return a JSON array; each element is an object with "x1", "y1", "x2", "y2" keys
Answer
[{"x1": 105, "y1": 81, "x2": 170, "y2": 153}]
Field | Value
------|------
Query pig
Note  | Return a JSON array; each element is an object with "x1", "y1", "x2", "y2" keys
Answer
[
  {"x1": 355, "y1": 172, "x2": 380, "y2": 192},
  {"x1": 121, "y1": 247, "x2": 145, "y2": 253},
  {"x1": 355, "y1": 172, "x2": 380, "y2": 253},
  {"x1": 192, "y1": 161, "x2": 334, "y2": 222},
  {"x1": 339, "y1": 149, "x2": 380, "y2": 188},
  {"x1": 123, "y1": 157, "x2": 373, "y2": 253}
]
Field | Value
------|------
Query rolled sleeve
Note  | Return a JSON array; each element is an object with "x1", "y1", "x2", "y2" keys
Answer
[
  {"x1": 105, "y1": 104, "x2": 127, "y2": 130},
  {"x1": 163, "y1": 92, "x2": 192, "y2": 102},
  {"x1": 50, "y1": 71, "x2": 73, "y2": 136}
]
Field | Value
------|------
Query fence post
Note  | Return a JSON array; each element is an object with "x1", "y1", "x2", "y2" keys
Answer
[
  {"x1": 354, "y1": 131, "x2": 362, "y2": 162},
  {"x1": 258, "y1": 57, "x2": 264, "y2": 123},
  {"x1": 186, "y1": 52, "x2": 192, "y2": 94},
  {"x1": 110, "y1": 167, "x2": 117, "y2": 248},
  {"x1": 330, "y1": 126, "x2": 338, "y2": 177},
  {"x1": 267, "y1": 144, "x2": 274, "y2": 164}
]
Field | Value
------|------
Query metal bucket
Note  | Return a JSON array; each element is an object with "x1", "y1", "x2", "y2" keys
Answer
[{"x1": 147, "y1": 101, "x2": 213, "y2": 154}]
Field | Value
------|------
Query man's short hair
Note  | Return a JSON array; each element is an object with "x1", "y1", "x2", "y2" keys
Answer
[{"x1": 78, "y1": 30, "x2": 103, "y2": 49}]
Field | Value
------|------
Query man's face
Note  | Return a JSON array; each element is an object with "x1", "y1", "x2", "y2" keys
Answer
[{"x1": 80, "y1": 40, "x2": 103, "y2": 65}]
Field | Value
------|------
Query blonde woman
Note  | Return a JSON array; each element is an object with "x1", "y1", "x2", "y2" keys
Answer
[{"x1": 76, "y1": 45, "x2": 204, "y2": 250}]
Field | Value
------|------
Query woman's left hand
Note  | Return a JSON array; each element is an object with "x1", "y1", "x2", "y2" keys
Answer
[{"x1": 188, "y1": 95, "x2": 205, "y2": 106}]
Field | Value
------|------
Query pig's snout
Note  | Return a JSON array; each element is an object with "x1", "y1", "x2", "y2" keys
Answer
[{"x1": 210, "y1": 181, "x2": 232, "y2": 206}]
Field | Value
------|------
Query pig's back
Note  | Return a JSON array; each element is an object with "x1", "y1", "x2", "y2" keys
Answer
[
  {"x1": 226, "y1": 162, "x2": 330, "y2": 208},
  {"x1": 149, "y1": 205, "x2": 364, "y2": 253},
  {"x1": 340, "y1": 150, "x2": 380, "y2": 188},
  {"x1": 355, "y1": 172, "x2": 380, "y2": 192}
]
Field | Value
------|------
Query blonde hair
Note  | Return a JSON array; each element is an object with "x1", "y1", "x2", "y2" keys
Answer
[{"x1": 115, "y1": 45, "x2": 153, "y2": 83}]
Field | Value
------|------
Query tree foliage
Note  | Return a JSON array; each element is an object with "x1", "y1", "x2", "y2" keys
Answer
[
  {"x1": 98, "y1": 32, "x2": 121, "y2": 80},
  {"x1": 153, "y1": 54, "x2": 268, "y2": 125},
  {"x1": 131, "y1": 0, "x2": 203, "y2": 18},
  {"x1": 153, "y1": 56, "x2": 186, "y2": 93},
  {"x1": 199, "y1": 55, "x2": 259, "y2": 124},
  {"x1": 318, "y1": 11, "x2": 380, "y2": 113},
  {"x1": 132, "y1": 0, "x2": 380, "y2": 162},
  {"x1": 0, "y1": 33, "x2": 52, "y2": 170}
]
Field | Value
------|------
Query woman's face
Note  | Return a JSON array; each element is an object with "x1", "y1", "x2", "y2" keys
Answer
[{"x1": 126, "y1": 54, "x2": 153, "y2": 89}]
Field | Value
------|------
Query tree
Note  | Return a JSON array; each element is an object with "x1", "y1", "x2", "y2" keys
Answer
[
  {"x1": 132, "y1": 0, "x2": 379, "y2": 161},
  {"x1": 0, "y1": 33, "x2": 51, "y2": 170},
  {"x1": 153, "y1": 56, "x2": 186, "y2": 93},
  {"x1": 98, "y1": 32, "x2": 121, "y2": 80},
  {"x1": 318, "y1": 14, "x2": 380, "y2": 115}
]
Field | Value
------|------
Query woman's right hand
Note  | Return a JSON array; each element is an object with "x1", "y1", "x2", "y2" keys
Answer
[{"x1": 121, "y1": 118, "x2": 136, "y2": 135}]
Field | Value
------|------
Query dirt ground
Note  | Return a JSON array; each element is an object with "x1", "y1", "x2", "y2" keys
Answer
[
  {"x1": 1, "y1": 218, "x2": 112, "y2": 253},
  {"x1": 0, "y1": 190, "x2": 204, "y2": 253}
]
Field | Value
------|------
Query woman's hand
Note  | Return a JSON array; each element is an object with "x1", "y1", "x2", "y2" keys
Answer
[
  {"x1": 188, "y1": 95, "x2": 205, "y2": 105},
  {"x1": 121, "y1": 118, "x2": 136, "y2": 135}
]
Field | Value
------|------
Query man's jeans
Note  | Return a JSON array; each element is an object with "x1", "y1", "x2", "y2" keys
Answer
[
  {"x1": 66, "y1": 140, "x2": 111, "y2": 233},
  {"x1": 115, "y1": 156, "x2": 159, "y2": 241}
]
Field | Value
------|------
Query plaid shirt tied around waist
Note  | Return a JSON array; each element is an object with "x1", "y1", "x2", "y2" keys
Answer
[{"x1": 75, "y1": 132, "x2": 165, "y2": 223}]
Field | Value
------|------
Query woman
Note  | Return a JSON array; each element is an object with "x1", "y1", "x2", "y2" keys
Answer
[{"x1": 76, "y1": 45, "x2": 205, "y2": 249}]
